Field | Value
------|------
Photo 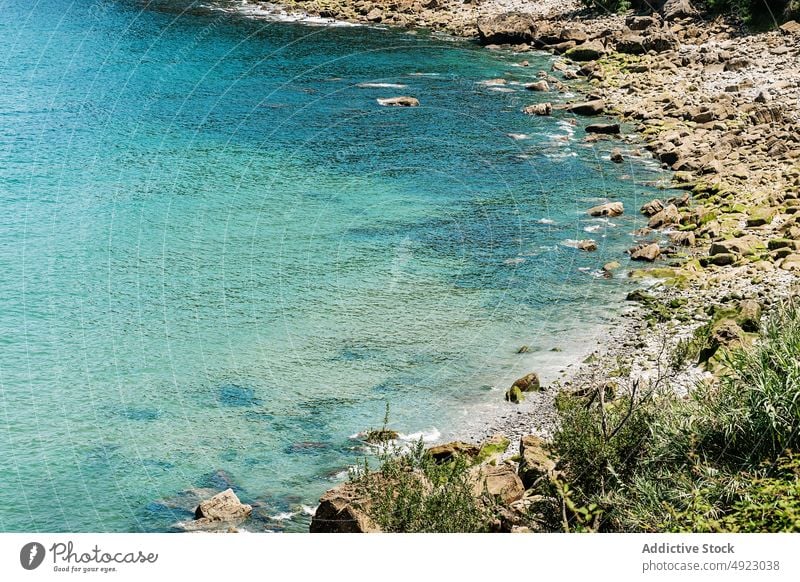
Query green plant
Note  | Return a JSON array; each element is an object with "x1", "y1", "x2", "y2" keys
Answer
[{"x1": 350, "y1": 439, "x2": 495, "y2": 532}]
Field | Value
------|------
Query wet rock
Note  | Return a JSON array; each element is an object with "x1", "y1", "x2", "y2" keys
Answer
[
  {"x1": 587, "y1": 201, "x2": 624, "y2": 217},
  {"x1": 576, "y1": 239, "x2": 598, "y2": 251},
  {"x1": 523, "y1": 102, "x2": 552, "y2": 116},
  {"x1": 586, "y1": 123, "x2": 620, "y2": 135},
  {"x1": 610, "y1": 148, "x2": 624, "y2": 163},
  {"x1": 630, "y1": 243, "x2": 661, "y2": 262},
  {"x1": 177, "y1": 489, "x2": 252, "y2": 531},
  {"x1": 377, "y1": 96, "x2": 419, "y2": 107},
  {"x1": 526, "y1": 80, "x2": 549, "y2": 92}
]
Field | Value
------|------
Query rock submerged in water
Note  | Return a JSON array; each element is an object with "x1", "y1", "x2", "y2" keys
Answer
[
  {"x1": 587, "y1": 201, "x2": 624, "y2": 217},
  {"x1": 586, "y1": 123, "x2": 620, "y2": 135},
  {"x1": 522, "y1": 102, "x2": 552, "y2": 116},
  {"x1": 176, "y1": 488, "x2": 252, "y2": 532},
  {"x1": 377, "y1": 96, "x2": 419, "y2": 107}
]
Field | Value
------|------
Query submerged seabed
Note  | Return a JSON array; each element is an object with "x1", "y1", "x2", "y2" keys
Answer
[{"x1": 0, "y1": 0, "x2": 676, "y2": 531}]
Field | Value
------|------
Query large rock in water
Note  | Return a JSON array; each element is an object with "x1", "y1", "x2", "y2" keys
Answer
[
  {"x1": 629, "y1": 243, "x2": 661, "y2": 262},
  {"x1": 195, "y1": 488, "x2": 252, "y2": 522},
  {"x1": 587, "y1": 201, "x2": 624, "y2": 217},
  {"x1": 310, "y1": 482, "x2": 380, "y2": 533},
  {"x1": 518, "y1": 435, "x2": 556, "y2": 489},
  {"x1": 176, "y1": 488, "x2": 252, "y2": 531},
  {"x1": 377, "y1": 96, "x2": 419, "y2": 107},
  {"x1": 477, "y1": 12, "x2": 537, "y2": 45}
]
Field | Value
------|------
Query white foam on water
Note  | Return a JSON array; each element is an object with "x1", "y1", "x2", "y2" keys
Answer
[
  {"x1": 357, "y1": 82, "x2": 408, "y2": 89},
  {"x1": 398, "y1": 428, "x2": 441, "y2": 443},
  {"x1": 507, "y1": 133, "x2": 529, "y2": 140},
  {"x1": 301, "y1": 504, "x2": 318, "y2": 516},
  {"x1": 537, "y1": 218, "x2": 556, "y2": 225},
  {"x1": 223, "y1": 1, "x2": 361, "y2": 27},
  {"x1": 270, "y1": 511, "x2": 296, "y2": 521},
  {"x1": 584, "y1": 224, "x2": 602, "y2": 233},
  {"x1": 503, "y1": 257, "x2": 525, "y2": 265}
]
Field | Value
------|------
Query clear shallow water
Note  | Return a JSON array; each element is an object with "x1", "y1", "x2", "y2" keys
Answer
[{"x1": 0, "y1": 0, "x2": 676, "y2": 532}]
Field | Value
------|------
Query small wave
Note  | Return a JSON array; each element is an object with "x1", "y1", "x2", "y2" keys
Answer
[
  {"x1": 228, "y1": 2, "x2": 361, "y2": 27},
  {"x1": 584, "y1": 224, "x2": 602, "y2": 233},
  {"x1": 301, "y1": 504, "x2": 318, "y2": 516},
  {"x1": 489, "y1": 87, "x2": 515, "y2": 93},
  {"x1": 507, "y1": 133, "x2": 529, "y2": 140},
  {"x1": 398, "y1": 428, "x2": 441, "y2": 443},
  {"x1": 504, "y1": 257, "x2": 525, "y2": 265},
  {"x1": 270, "y1": 511, "x2": 296, "y2": 521},
  {"x1": 537, "y1": 218, "x2": 556, "y2": 225},
  {"x1": 357, "y1": 82, "x2": 407, "y2": 89}
]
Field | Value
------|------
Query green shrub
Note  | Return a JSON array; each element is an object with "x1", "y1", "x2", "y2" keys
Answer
[{"x1": 350, "y1": 439, "x2": 495, "y2": 533}]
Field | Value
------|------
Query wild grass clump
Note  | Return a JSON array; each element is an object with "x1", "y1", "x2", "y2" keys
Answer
[
  {"x1": 551, "y1": 301, "x2": 800, "y2": 532},
  {"x1": 349, "y1": 439, "x2": 494, "y2": 533}
]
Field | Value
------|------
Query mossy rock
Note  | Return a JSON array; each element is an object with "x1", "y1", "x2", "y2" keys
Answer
[
  {"x1": 505, "y1": 386, "x2": 524, "y2": 404},
  {"x1": 746, "y1": 207, "x2": 777, "y2": 227},
  {"x1": 476, "y1": 435, "x2": 511, "y2": 464}
]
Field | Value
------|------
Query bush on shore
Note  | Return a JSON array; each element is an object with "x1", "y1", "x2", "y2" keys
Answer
[{"x1": 552, "y1": 301, "x2": 800, "y2": 532}]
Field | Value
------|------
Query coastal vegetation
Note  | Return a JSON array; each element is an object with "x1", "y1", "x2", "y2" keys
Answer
[{"x1": 324, "y1": 302, "x2": 800, "y2": 533}]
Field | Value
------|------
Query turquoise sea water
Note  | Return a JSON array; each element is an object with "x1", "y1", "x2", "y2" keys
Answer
[{"x1": 0, "y1": 0, "x2": 676, "y2": 532}]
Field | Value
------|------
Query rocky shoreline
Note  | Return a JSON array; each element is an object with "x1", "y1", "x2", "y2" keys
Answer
[{"x1": 197, "y1": 0, "x2": 800, "y2": 531}]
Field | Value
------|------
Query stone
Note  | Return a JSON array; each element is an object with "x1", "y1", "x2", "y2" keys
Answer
[
  {"x1": 505, "y1": 386, "x2": 524, "y2": 403},
  {"x1": 511, "y1": 372, "x2": 541, "y2": 392},
  {"x1": 365, "y1": 8, "x2": 383, "y2": 22},
  {"x1": 610, "y1": 149, "x2": 624, "y2": 163},
  {"x1": 779, "y1": 21, "x2": 800, "y2": 35},
  {"x1": 746, "y1": 207, "x2": 776, "y2": 227},
  {"x1": 427, "y1": 441, "x2": 480, "y2": 463},
  {"x1": 565, "y1": 99, "x2": 605, "y2": 116},
  {"x1": 518, "y1": 435, "x2": 556, "y2": 489},
  {"x1": 526, "y1": 80, "x2": 549, "y2": 92},
  {"x1": 669, "y1": 231, "x2": 696, "y2": 246},
  {"x1": 737, "y1": 299, "x2": 762, "y2": 333},
  {"x1": 630, "y1": 243, "x2": 661, "y2": 262},
  {"x1": 587, "y1": 201, "x2": 624, "y2": 217},
  {"x1": 477, "y1": 12, "x2": 537, "y2": 45},
  {"x1": 709, "y1": 252, "x2": 736, "y2": 266},
  {"x1": 564, "y1": 41, "x2": 606, "y2": 62},
  {"x1": 471, "y1": 463, "x2": 525, "y2": 504},
  {"x1": 522, "y1": 102, "x2": 552, "y2": 116},
  {"x1": 586, "y1": 123, "x2": 620, "y2": 135},
  {"x1": 626, "y1": 15, "x2": 656, "y2": 31},
  {"x1": 709, "y1": 235, "x2": 764, "y2": 257},
  {"x1": 377, "y1": 96, "x2": 419, "y2": 107},
  {"x1": 661, "y1": 0, "x2": 697, "y2": 20},
  {"x1": 576, "y1": 239, "x2": 598, "y2": 251},
  {"x1": 194, "y1": 489, "x2": 253, "y2": 525},
  {"x1": 310, "y1": 482, "x2": 380, "y2": 533},
  {"x1": 780, "y1": 253, "x2": 800, "y2": 271},
  {"x1": 648, "y1": 204, "x2": 681, "y2": 228},
  {"x1": 640, "y1": 199, "x2": 664, "y2": 216},
  {"x1": 616, "y1": 34, "x2": 647, "y2": 55}
]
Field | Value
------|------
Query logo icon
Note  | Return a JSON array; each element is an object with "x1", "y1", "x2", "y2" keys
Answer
[{"x1": 20, "y1": 542, "x2": 46, "y2": 570}]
